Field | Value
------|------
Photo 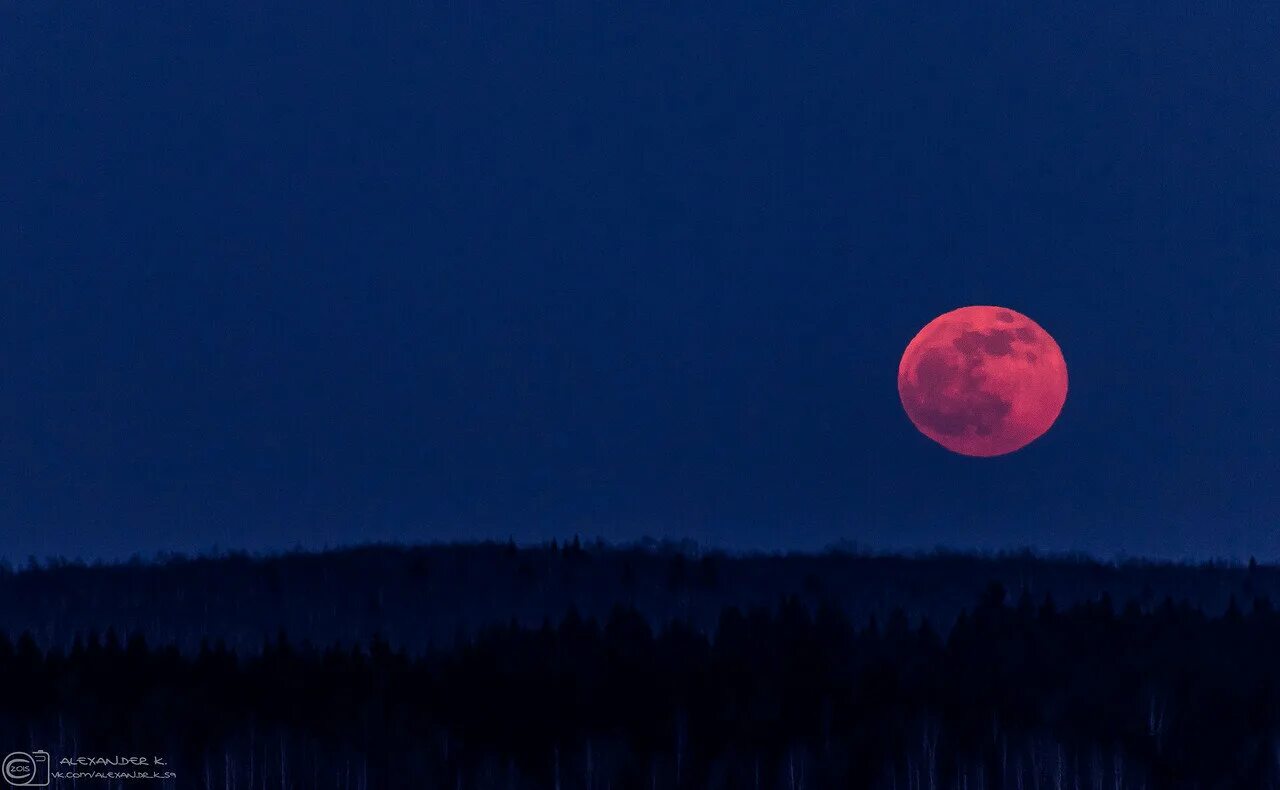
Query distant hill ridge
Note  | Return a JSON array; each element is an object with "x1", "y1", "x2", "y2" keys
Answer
[{"x1": 1, "y1": 540, "x2": 1272, "y2": 652}]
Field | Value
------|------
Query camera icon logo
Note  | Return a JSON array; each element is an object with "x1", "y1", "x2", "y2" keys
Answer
[{"x1": 2, "y1": 752, "x2": 50, "y2": 786}]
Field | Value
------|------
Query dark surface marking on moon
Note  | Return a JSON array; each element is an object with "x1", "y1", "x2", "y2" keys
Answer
[
  {"x1": 903, "y1": 347, "x2": 1013, "y2": 437},
  {"x1": 953, "y1": 328, "x2": 1016, "y2": 357},
  {"x1": 996, "y1": 311, "x2": 1015, "y2": 322},
  {"x1": 1015, "y1": 327, "x2": 1037, "y2": 342}
]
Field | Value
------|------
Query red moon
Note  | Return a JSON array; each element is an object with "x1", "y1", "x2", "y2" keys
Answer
[{"x1": 898, "y1": 306, "x2": 1067, "y2": 457}]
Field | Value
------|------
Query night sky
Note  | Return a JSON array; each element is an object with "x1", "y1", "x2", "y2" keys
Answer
[{"x1": 3, "y1": 2, "x2": 1277, "y2": 560}]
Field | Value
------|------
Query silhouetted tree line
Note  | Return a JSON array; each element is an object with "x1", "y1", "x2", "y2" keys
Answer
[
  {"x1": 0, "y1": 541, "x2": 1275, "y2": 654},
  {"x1": 2, "y1": 585, "x2": 1280, "y2": 789}
]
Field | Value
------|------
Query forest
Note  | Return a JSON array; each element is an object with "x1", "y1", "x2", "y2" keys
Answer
[
  {"x1": 0, "y1": 543, "x2": 1278, "y2": 788},
  {"x1": 0, "y1": 540, "x2": 1274, "y2": 653},
  {"x1": 2, "y1": 583, "x2": 1279, "y2": 788}
]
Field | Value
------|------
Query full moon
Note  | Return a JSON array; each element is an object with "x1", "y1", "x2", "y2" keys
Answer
[{"x1": 898, "y1": 306, "x2": 1067, "y2": 457}]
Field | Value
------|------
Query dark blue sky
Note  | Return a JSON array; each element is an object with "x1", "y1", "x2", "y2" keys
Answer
[{"x1": 2, "y1": 2, "x2": 1277, "y2": 560}]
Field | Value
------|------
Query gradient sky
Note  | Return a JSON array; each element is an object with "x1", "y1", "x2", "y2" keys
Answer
[{"x1": 2, "y1": 2, "x2": 1277, "y2": 560}]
